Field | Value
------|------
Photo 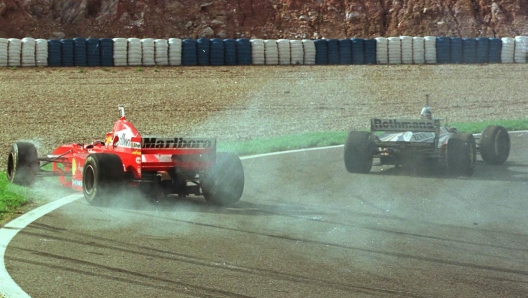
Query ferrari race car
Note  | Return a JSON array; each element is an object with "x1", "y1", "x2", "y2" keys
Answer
[
  {"x1": 7, "y1": 106, "x2": 244, "y2": 206},
  {"x1": 344, "y1": 116, "x2": 510, "y2": 177}
]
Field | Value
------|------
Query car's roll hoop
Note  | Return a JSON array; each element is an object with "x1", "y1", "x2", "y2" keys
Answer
[{"x1": 118, "y1": 104, "x2": 125, "y2": 118}]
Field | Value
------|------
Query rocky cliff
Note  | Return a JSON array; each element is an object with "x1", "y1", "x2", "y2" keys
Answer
[{"x1": 0, "y1": 0, "x2": 526, "y2": 40}]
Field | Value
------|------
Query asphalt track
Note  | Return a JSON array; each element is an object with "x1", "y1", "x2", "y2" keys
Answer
[{"x1": 1, "y1": 132, "x2": 527, "y2": 297}]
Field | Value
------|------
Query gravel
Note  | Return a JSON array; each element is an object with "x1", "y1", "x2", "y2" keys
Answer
[{"x1": 1, "y1": 64, "x2": 527, "y2": 171}]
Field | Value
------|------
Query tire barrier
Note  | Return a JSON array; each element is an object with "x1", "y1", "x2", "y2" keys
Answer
[
  {"x1": 436, "y1": 37, "x2": 451, "y2": 64},
  {"x1": 236, "y1": 38, "x2": 251, "y2": 65},
  {"x1": 47, "y1": 39, "x2": 61, "y2": 66},
  {"x1": 351, "y1": 38, "x2": 365, "y2": 65},
  {"x1": 388, "y1": 37, "x2": 401, "y2": 64},
  {"x1": 250, "y1": 39, "x2": 264, "y2": 65},
  {"x1": 210, "y1": 38, "x2": 225, "y2": 66},
  {"x1": 338, "y1": 38, "x2": 352, "y2": 65},
  {"x1": 0, "y1": 38, "x2": 7, "y2": 66},
  {"x1": 488, "y1": 38, "x2": 502, "y2": 63},
  {"x1": 168, "y1": 38, "x2": 182, "y2": 66},
  {"x1": 314, "y1": 39, "x2": 328, "y2": 65},
  {"x1": 197, "y1": 38, "x2": 211, "y2": 66},
  {"x1": 8, "y1": 38, "x2": 22, "y2": 67},
  {"x1": 112, "y1": 38, "x2": 127, "y2": 67},
  {"x1": 60, "y1": 39, "x2": 74, "y2": 67},
  {"x1": 412, "y1": 37, "x2": 425, "y2": 64},
  {"x1": 141, "y1": 38, "x2": 155, "y2": 66},
  {"x1": 290, "y1": 40, "x2": 304, "y2": 65},
  {"x1": 181, "y1": 39, "x2": 197, "y2": 66},
  {"x1": 450, "y1": 37, "x2": 463, "y2": 64},
  {"x1": 2, "y1": 36, "x2": 526, "y2": 67},
  {"x1": 73, "y1": 37, "x2": 87, "y2": 66},
  {"x1": 264, "y1": 39, "x2": 278, "y2": 65},
  {"x1": 86, "y1": 38, "x2": 100, "y2": 66},
  {"x1": 327, "y1": 39, "x2": 339, "y2": 65},
  {"x1": 476, "y1": 37, "x2": 490, "y2": 63},
  {"x1": 302, "y1": 39, "x2": 316, "y2": 65},
  {"x1": 154, "y1": 39, "x2": 169, "y2": 66},
  {"x1": 277, "y1": 39, "x2": 291, "y2": 65},
  {"x1": 223, "y1": 38, "x2": 237, "y2": 66},
  {"x1": 424, "y1": 36, "x2": 437, "y2": 64},
  {"x1": 375, "y1": 37, "x2": 388, "y2": 64},
  {"x1": 501, "y1": 37, "x2": 515, "y2": 63},
  {"x1": 462, "y1": 38, "x2": 477, "y2": 64},
  {"x1": 514, "y1": 36, "x2": 527, "y2": 63},
  {"x1": 21, "y1": 37, "x2": 36, "y2": 67},
  {"x1": 99, "y1": 38, "x2": 113, "y2": 67},
  {"x1": 400, "y1": 36, "x2": 413, "y2": 64},
  {"x1": 364, "y1": 39, "x2": 376, "y2": 64},
  {"x1": 36, "y1": 38, "x2": 48, "y2": 66},
  {"x1": 127, "y1": 38, "x2": 142, "y2": 66}
]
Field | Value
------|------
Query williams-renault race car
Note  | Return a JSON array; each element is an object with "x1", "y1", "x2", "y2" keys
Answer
[
  {"x1": 344, "y1": 117, "x2": 510, "y2": 177},
  {"x1": 7, "y1": 106, "x2": 244, "y2": 206}
]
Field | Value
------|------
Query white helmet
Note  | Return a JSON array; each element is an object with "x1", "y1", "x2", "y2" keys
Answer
[{"x1": 420, "y1": 106, "x2": 432, "y2": 119}]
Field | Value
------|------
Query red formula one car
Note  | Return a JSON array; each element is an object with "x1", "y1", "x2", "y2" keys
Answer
[{"x1": 7, "y1": 106, "x2": 244, "y2": 206}]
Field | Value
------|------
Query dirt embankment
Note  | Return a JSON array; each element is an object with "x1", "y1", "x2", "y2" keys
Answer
[{"x1": 0, "y1": 0, "x2": 526, "y2": 40}]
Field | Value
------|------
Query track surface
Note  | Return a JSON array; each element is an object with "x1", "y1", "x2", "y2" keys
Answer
[{"x1": 3, "y1": 132, "x2": 528, "y2": 297}]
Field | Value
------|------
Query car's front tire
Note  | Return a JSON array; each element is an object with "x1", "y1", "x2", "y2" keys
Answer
[{"x1": 7, "y1": 142, "x2": 39, "y2": 186}]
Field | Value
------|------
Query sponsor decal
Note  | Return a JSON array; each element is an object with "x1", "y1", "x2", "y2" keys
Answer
[
  {"x1": 142, "y1": 138, "x2": 214, "y2": 149},
  {"x1": 135, "y1": 156, "x2": 141, "y2": 164},
  {"x1": 131, "y1": 149, "x2": 141, "y2": 155},
  {"x1": 72, "y1": 158, "x2": 77, "y2": 175},
  {"x1": 116, "y1": 133, "x2": 132, "y2": 147},
  {"x1": 72, "y1": 179, "x2": 82, "y2": 187},
  {"x1": 371, "y1": 118, "x2": 436, "y2": 131}
]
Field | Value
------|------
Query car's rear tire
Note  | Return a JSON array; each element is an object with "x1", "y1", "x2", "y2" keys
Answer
[
  {"x1": 7, "y1": 142, "x2": 39, "y2": 186},
  {"x1": 344, "y1": 131, "x2": 374, "y2": 173},
  {"x1": 202, "y1": 152, "x2": 244, "y2": 206},
  {"x1": 447, "y1": 133, "x2": 476, "y2": 176},
  {"x1": 83, "y1": 153, "x2": 124, "y2": 206},
  {"x1": 479, "y1": 125, "x2": 510, "y2": 165}
]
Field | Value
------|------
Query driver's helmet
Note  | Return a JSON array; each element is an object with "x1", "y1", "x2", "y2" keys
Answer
[{"x1": 420, "y1": 106, "x2": 433, "y2": 119}]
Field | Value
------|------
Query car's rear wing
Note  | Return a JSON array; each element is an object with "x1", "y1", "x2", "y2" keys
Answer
[
  {"x1": 141, "y1": 137, "x2": 216, "y2": 153},
  {"x1": 139, "y1": 137, "x2": 217, "y2": 171},
  {"x1": 370, "y1": 118, "x2": 440, "y2": 132}
]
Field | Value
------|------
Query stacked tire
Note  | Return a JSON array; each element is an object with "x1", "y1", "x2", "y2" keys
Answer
[
  {"x1": 127, "y1": 38, "x2": 142, "y2": 66},
  {"x1": 168, "y1": 38, "x2": 182, "y2": 66},
  {"x1": 302, "y1": 39, "x2": 316, "y2": 65},
  {"x1": 141, "y1": 38, "x2": 155, "y2": 66},
  {"x1": 0, "y1": 38, "x2": 7, "y2": 66},
  {"x1": 250, "y1": 39, "x2": 265, "y2": 65},
  {"x1": 112, "y1": 38, "x2": 128, "y2": 66},
  {"x1": 21, "y1": 37, "x2": 36, "y2": 67},
  {"x1": 290, "y1": 40, "x2": 304, "y2": 65},
  {"x1": 154, "y1": 39, "x2": 169, "y2": 66},
  {"x1": 8, "y1": 38, "x2": 22, "y2": 67}
]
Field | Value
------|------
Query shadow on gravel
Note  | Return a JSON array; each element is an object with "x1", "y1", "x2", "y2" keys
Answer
[{"x1": 370, "y1": 160, "x2": 527, "y2": 182}]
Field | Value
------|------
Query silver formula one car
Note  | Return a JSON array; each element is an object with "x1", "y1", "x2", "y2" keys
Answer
[{"x1": 344, "y1": 106, "x2": 510, "y2": 177}]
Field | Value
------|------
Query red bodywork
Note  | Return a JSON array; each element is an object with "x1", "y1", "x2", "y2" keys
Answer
[{"x1": 46, "y1": 112, "x2": 216, "y2": 192}]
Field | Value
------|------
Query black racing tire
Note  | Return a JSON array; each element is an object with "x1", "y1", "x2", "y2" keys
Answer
[
  {"x1": 202, "y1": 152, "x2": 244, "y2": 206},
  {"x1": 344, "y1": 131, "x2": 374, "y2": 173},
  {"x1": 479, "y1": 125, "x2": 510, "y2": 165},
  {"x1": 7, "y1": 142, "x2": 39, "y2": 186},
  {"x1": 447, "y1": 133, "x2": 477, "y2": 177},
  {"x1": 82, "y1": 153, "x2": 124, "y2": 206}
]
